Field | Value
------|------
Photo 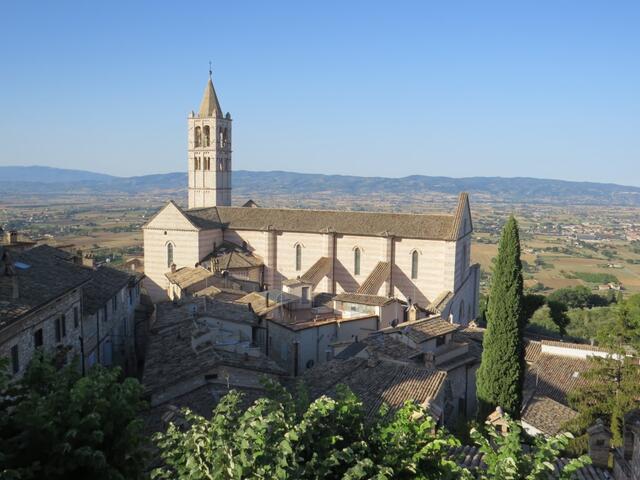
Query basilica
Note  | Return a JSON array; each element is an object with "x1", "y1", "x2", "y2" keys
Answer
[{"x1": 142, "y1": 74, "x2": 480, "y2": 327}]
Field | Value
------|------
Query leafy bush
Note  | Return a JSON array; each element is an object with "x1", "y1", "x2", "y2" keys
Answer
[{"x1": 0, "y1": 355, "x2": 147, "y2": 480}]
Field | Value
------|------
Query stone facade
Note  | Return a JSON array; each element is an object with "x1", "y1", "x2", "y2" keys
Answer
[
  {"x1": 142, "y1": 75, "x2": 480, "y2": 329},
  {"x1": 0, "y1": 287, "x2": 83, "y2": 377}
]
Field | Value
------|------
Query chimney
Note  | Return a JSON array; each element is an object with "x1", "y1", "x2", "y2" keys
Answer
[
  {"x1": 587, "y1": 419, "x2": 611, "y2": 469},
  {"x1": 6, "y1": 230, "x2": 18, "y2": 244},
  {"x1": 423, "y1": 351, "x2": 435, "y2": 368},
  {"x1": 82, "y1": 253, "x2": 95, "y2": 269}
]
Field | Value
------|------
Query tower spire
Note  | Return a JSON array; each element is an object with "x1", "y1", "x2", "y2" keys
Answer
[{"x1": 199, "y1": 67, "x2": 222, "y2": 118}]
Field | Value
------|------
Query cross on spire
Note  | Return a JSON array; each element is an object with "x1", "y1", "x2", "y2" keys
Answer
[{"x1": 208, "y1": 61, "x2": 212, "y2": 79}]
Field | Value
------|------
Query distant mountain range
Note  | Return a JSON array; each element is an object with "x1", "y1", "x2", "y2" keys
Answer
[{"x1": 1, "y1": 165, "x2": 640, "y2": 206}]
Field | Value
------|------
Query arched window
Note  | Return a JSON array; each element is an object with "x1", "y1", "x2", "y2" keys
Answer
[
  {"x1": 354, "y1": 248, "x2": 361, "y2": 275},
  {"x1": 411, "y1": 250, "x2": 419, "y2": 279},
  {"x1": 194, "y1": 126, "x2": 202, "y2": 147},
  {"x1": 295, "y1": 244, "x2": 302, "y2": 271},
  {"x1": 203, "y1": 126, "x2": 210, "y2": 146},
  {"x1": 167, "y1": 243, "x2": 174, "y2": 268}
]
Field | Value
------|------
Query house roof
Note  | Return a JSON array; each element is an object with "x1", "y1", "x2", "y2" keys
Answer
[
  {"x1": 165, "y1": 267, "x2": 214, "y2": 290},
  {"x1": 142, "y1": 299, "x2": 284, "y2": 405},
  {"x1": 184, "y1": 193, "x2": 470, "y2": 240},
  {"x1": 235, "y1": 290, "x2": 298, "y2": 316},
  {"x1": 336, "y1": 335, "x2": 423, "y2": 363},
  {"x1": 427, "y1": 291, "x2": 454, "y2": 314},
  {"x1": 301, "y1": 357, "x2": 447, "y2": 420},
  {"x1": 83, "y1": 264, "x2": 137, "y2": 315},
  {"x1": 523, "y1": 353, "x2": 593, "y2": 406},
  {"x1": 300, "y1": 256, "x2": 332, "y2": 287},
  {"x1": 521, "y1": 395, "x2": 579, "y2": 436},
  {"x1": 385, "y1": 316, "x2": 459, "y2": 343},
  {"x1": 0, "y1": 245, "x2": 92, "y2": 327},
  {"x1": 357, "y1": 261, "x2": 390, "y2": 295},
  {"x1": 333, "y1": 292, "x2": 396, "y2": 307}
]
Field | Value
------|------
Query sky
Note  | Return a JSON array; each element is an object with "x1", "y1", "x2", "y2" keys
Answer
[{"x1": 1, "y1": 1, "x2": 639, "y2": 185}]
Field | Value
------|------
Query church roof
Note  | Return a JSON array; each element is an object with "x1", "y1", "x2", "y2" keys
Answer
[
  {"x1": 199, "y1": 77, "x2": 223, "y2": 118},
  {"x1": 185, "y1": 198, "x2": 467, "y2": 240}
]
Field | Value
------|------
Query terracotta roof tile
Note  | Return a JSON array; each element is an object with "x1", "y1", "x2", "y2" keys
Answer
[
  {"x1": 165, "y1": 267, "x2": 213, "y2": 290},
  {"x1": 186, "y1": 206, "x2": 458, "y2": 240},
  {"x1": 521, "y1": 395, "x2": 578, "y2": 435},
  {"x1": 300, "y1": 256, "x2": 331, "y2": 287},
  {"x1": 357, "y1": 261, "x2": 390, "y2": 295},
  {"x1": 333, "y1": 292, "x2": 395, "y2": 307},
  {"x1": 302, "y1": 358, "x2": 446, "y2": 419}
]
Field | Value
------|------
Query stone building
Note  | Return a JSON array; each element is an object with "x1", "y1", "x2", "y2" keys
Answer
[
  {"x1": 143, "y1": 74, "x2": 480, "y2": 329},
  {"x1": 0, "y1": 245, "x2": 142, "y2": 377},
  {"x1": 0, "y1": 245, "x2": 90, "y2": 376}
]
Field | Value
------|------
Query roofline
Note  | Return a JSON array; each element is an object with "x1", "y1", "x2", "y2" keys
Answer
[
  {"x1": 1, "y1": 277, "x2": 90, "y2": 329},
  {"x1": 142, "y1": 200, "x2": 202, "y2": 231},
  {"x1": 267, "y1": 313, "x2": 379, "y2": 331}
]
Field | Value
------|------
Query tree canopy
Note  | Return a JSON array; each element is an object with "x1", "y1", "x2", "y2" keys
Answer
[
  {"x1": 152, "y1": 383, "x2": 592, "y2": 480},
  {"x1": 0, "y1": 355, "x2": 147, "y2": 480},
  {"x1": 476, "y1": 216, "x2": 525, "y2": 418}
]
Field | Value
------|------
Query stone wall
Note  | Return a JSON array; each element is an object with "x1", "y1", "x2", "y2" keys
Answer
[{"x1": 0, "y1": 288, "x2": 83, "y2": 377}]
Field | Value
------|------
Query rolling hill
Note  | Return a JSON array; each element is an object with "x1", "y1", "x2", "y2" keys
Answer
[{"x1": 1, "y1": 165, "x2": 640, "y2": 206}]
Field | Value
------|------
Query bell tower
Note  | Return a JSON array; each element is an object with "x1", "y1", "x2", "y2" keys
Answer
[{"x1": 187, "y1": 69, "x2": 232, "y2": 209}]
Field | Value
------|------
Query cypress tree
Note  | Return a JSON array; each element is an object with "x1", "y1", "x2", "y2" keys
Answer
[{"x1": 476, "y1": 215, "x2": 524, "y2": 419}]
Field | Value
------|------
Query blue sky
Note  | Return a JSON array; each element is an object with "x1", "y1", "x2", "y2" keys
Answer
[{"x1": 1, "y1": 1, "x2": 639, "y2": 185}]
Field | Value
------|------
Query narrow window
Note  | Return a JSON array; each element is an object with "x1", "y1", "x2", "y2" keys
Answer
[
  {"x1": 295, "y1": 244, "x2": 302, "y2": 271},
  {"x1": 194, "y1": 126, "x2": 202, "y2": 147},
  {"x1": 103, "y1": 306, "x2": 108, "y2": 323},
  {"x1": 411, "y1": 251, "x2": 419, "y2": 279},
  {"x1": 61, "y1": 314, "x2": 66, "y2": 337},
  {"x1": 55, "y1": 317, "x2": 62, "y2": 342},
  {"x1": 203, "y1": 125, "x2": 210, "y2": 146},
  {"x1": 34, "y1": 329, "x2": 43, "y2": 348},
  {"x1": 302, "y1": 287, "x2": 309, "y2": 302},
  {"x1": 354, "y1": 248, "x2": 361, "y2": 275},
  {"x1": 167, "y1": 243, "x2": 174, "y2": 268},
  {"x1": 129, "y1": 289, "x2": 133, "y2": 305},
  {"x1": 436, "y1": 335, "x2": 446, "y2": 347},
  {"x1": 73, "y1": 306, "x2": 79, "y2": 328},
  {"x1": 112, "y1": 296, "x2": 117, "y2": 312},
  {"x1": 11, "y1": 345, "x2": 19, "y2": 374}
]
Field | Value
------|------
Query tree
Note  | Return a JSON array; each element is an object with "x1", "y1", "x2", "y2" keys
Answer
[
  {"x1": 0, "y1": 354, "x2": 147, "y2": 479},
  {"x1": 471, "y1": 415, "x2": 591, "y2": 480},
  {"x1": 152, "y1": 383, "x2": 467, "y2": 480},
  {"x1": 476, "y1": 216, "x2": 525, "y2": 418},
  {"x1": 153, "y1": 385, "x2": 593, "y2": 480},
  {"x1": 568, "y1": 301, "x2": 640, "y2": 446}
]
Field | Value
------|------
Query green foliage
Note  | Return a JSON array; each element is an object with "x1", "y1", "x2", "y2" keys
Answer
[
  {"x1": 477, "y1": 216, "x2": 525, "y2": 418},
  {"x1": 0, "y1": 355, "x2": 147, "y2": 480},
  {"x1": 152, "y1": 383, "x2": 467, "y2": 480},
  {"x1": 521, "y1": 294, "x2": 546, "y2": 324},
  {"x1": 547, "y1": 286, "x2": 611, "y2": 310},
  {"x1": 569, "y1": 272, "x2": 619, "y2": 285},
  {"x1": 568, "y1": 300, "x2": 640, "y2": 446},
  {"x1": 153, "y1": 385, "x2": 594, "y2": 480},
  {"x1": 527, "y1": 305, "x2": 563, "y2": 336},
  {"x1": 471, "y1": 416, "x2": 591, "y2": 480}
]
